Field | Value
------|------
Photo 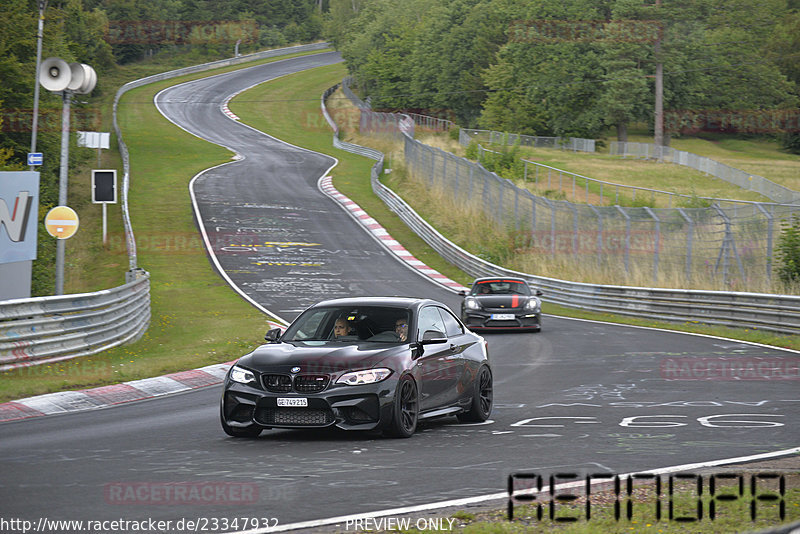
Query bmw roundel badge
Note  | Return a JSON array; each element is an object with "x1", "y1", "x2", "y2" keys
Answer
[{"x1": 290, "y1": 366, "x2": 301, "y2": 374}]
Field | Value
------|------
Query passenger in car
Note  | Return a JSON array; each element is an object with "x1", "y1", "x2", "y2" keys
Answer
[{"x1": 394, "y1": 319, "x2": 409, "y2": 342}]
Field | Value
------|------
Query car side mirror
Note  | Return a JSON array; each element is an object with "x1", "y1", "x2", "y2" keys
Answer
[
  {"x1": 458, "y1": 290, "x2": 467, "y2": 297},
  {"x1": 536, "y1": 289, "x2": 543, "y2": 296},
  {"x1": 264, "y1": 328, "x2": 281, "y2": 343},
  {"x1": 420, "y1": 330, "x2": 447, "y2": 345}
]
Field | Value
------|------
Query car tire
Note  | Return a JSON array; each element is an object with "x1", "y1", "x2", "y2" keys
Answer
[
  {"x1": 220, "y1": 403, "x2": 262, "y2": 438},
  {"x1": 384, "y1": 375, "x2": 418, "y2": 438},
  {"x1": 457, "y1": 365, "x2": 493, "y2": 423}
]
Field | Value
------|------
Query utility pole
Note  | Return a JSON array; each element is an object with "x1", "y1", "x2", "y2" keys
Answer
[
  {"x1": 29, "y1": 0, "x2": 47, "y2": 171},
  {"x1": 653, "y1": 0, "x2": 664, "y2": 161}
]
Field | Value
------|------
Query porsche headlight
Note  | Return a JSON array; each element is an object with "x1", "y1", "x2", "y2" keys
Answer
[
  {"x1": 525, "y1": 298, "x2": 541, "y2": 311},
  {"x1": 465, "y1": 297, "x2": 480, "y2": 310},
  {"x1": 336, "y1": 368, "x2": 392, "y2": 386},
  {"x1": 230, "y1": 365, "x2": 256, "y2": 385}
]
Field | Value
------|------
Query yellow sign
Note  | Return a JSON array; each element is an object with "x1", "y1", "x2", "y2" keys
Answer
[{"x1": 45, "y1": 206, "x2": 80, "y2": 239}]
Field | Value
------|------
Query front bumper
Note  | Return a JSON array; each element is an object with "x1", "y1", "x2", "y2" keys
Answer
[
  {"x1": 221, "y1": 379, "x2": 398, "y2": 432},
  {"x1": 462, "y1": 309, "x2": 541, "y2": 331}
]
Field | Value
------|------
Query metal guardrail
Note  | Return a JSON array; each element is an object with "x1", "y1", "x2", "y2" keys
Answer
[
  {"x1": 325, "y1": 82, "x2": 800, "y2": 336},
  {"x1": 0, "y1": 272, "x2": 150, "y2": 371},
  {"x1": 610, "y1": 141, "x2": 800, "y2": 205},
  {"x1": 0, "y1": 43, "x2": 332, "y2": 371}
]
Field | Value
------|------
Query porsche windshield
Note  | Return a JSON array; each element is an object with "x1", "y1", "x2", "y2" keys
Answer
[
  {"x1": 471, "y1": 280, "x2": 530, "y2": 296},
  {"x1": 282, "y1": 306, "x2": 411, "y2": 343}
]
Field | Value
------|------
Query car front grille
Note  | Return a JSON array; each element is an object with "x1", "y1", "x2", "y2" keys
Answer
[
  {"x1": 255, "y1": 408, "x2": 334, "y2": 426},
  {"x1": 294, "y1": 375, "x2": 329, "y2": 393},
  {"x1": 262, "y1": 374, "x2": 292, "y2": 393},
  {"x1": 261, "y1": 374, "x2": 330, "y2": 393}
]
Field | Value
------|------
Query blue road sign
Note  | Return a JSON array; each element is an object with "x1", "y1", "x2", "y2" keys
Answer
[{"x1": 27, "y1": 153, "x2": 43, "y2": 166}]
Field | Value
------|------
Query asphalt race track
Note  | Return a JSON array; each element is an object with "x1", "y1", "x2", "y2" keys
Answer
[{"x1": 1, "y1": 52, "x2": 798, "y2": 531}]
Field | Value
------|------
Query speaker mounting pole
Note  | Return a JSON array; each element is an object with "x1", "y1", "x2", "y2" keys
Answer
[
  {"x1": 39, "y1": 56, "x2": 97, "y2": 295},
  {"x1": 54, "y1": 89, "x2": 71, "y2": 295}
]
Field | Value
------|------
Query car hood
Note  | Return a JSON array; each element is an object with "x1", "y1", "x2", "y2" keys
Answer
[
  {"x1": 237, "y1": 342, "x2": 405, "y2": 374},
  {"x1": 474, "y1": 295, "x2": 530, "y2": 309}
]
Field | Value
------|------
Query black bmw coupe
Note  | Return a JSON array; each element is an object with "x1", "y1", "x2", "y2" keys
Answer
[
  {"x1": 220, "y1": 297, "x2": 492, "y2": 438},
  {"x1": 460, "y1": 277, "x2": 543, "y2": 332}
]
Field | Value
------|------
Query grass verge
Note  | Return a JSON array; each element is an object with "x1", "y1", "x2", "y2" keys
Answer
[{"x1": 0, "y1": 49, "x2": 330, "y2": 403}]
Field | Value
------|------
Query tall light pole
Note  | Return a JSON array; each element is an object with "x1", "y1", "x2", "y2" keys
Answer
[{"x1": 29, "y1": 0, "x2": 48, "y2": 171}]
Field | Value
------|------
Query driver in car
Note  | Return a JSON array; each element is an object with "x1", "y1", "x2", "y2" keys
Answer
[{"x1": 334, "y1": 316, "x2": 354, "y2": 338}]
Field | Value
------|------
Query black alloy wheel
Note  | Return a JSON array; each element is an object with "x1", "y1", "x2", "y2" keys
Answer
[
  {"x1": 457, "y1": 365, "x2": 493, "y2": 422},
  {"x1": 385, "y1": 375, "x2": 418, "y2": 438}
]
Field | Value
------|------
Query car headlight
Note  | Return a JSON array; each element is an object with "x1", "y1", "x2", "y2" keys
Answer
[
  {"x1": 465, "y1": 297, "x2": 480, "y2": 310},
  {"x1": 230, "y1": 365, "x2": 256, "y2": 385},
  {"x1": 336, "y1": 368, "x2": 392, "y2": 386},
  {"x1": 525, "y1": 298, "x2": 541, "y2": 311}
]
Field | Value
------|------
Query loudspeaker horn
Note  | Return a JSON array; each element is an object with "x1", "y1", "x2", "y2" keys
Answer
[
  {"x1": 67, "y1": 63, "x2": 86, "y2": 91},
  {"x1": 76, "y1": 65, "x2": 97, "y2": 94},
  {"x1": 66, "y1": 63, "x2": 85, "y2": 92},
  {"x1": 40, "y1": 57, "x2": 71, "y2": 92}
]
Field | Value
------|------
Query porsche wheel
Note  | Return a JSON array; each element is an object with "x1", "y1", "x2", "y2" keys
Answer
[{"x1": 458, "y1": 365, "x2": 493, "y2": 423}]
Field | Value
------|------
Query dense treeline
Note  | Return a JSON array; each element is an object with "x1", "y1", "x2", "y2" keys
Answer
[
  {"x1": 0, "y1": 0, "x2": 326, "y2": 295},
  {"x1": 327, "y1": 0, "x2": 800, "y2": 147}
]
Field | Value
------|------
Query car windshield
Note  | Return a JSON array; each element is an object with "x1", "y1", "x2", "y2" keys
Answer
[
  {"x1": 282, "y1": 306, "x2": 411, "y2": 344},
  {"x1": 471, "y1": 279, "x2": 530, "y2": 296}
]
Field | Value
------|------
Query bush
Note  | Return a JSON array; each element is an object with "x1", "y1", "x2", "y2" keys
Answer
[
  {"x1": 776, "y1": 214, "x2": 800, "y2": 284},
  {"x1": 465, "y1": 140, "x2": 479, "y2": 160}
]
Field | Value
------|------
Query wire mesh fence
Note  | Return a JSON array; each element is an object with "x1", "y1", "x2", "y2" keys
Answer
[
  {"x1": 610, "y1": 141, "x2": 800, "y2": 205},
  {"x1": 460, "y1": 128, "x2": 596, "y2": 153},
  {"x1": 342, "y1": 82, "x2": 800, "y2": 290}
]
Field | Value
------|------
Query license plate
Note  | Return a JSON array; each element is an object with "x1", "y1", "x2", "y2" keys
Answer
[
  {"x1": 277, "y1": 397, "x2": 308, "y2": 407},
  {"x1": 491, "y1": 313, "x2": 515, "y2": 321}
]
